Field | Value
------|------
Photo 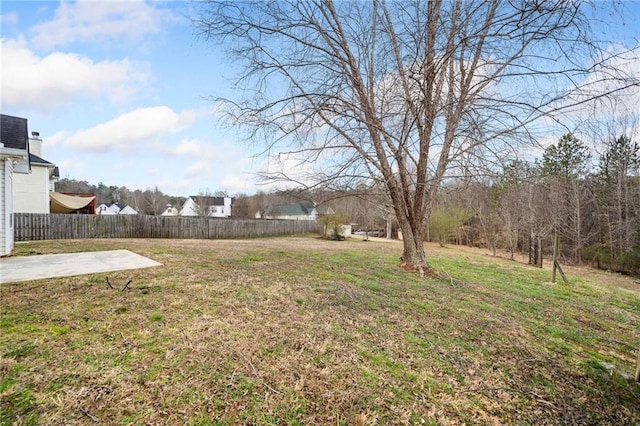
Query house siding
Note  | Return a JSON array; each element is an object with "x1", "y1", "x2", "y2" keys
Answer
[
  {"x1": 13, "y1": 164, "x2": 50, "y2": 214},
  {"x1": 180, "y1": 198, "x2": 199, "y2": 216},
  {"x1": 267, "y1": 213, "x2": 317, "y2": 220},
  {"x1": 0, "y1": 159, "x2": 5, "y2": 254},
  {"x1": 1, "y1": 159, "x2": 15, "y2": 256}
]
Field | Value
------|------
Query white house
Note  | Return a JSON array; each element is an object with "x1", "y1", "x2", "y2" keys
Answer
[
  {"x1": 96, "y1": 203, "x2": 121, "y2": 215},
  {"x1": 119, "y1": 205, "x2": 137, "y2": 215},
  {"x1": 0, "y1": 114, "x2": 31, "y2": 256},
  {"x1": 180, "y1": 196, "x2": 233, "y2": 217},
  {"x1": 96, "y1": 203, "x2": 137, "y2": 215},
  {"x1": 161, "y1": 205, "x2": 179, "y2": 216},
  {"x1": 13, "y1": 131, "x2": 58, "y2": 214}
]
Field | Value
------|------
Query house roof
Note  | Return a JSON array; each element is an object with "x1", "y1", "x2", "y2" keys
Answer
[
  {"x1": 188, "y1": 196, "x2": 233, "y2": 206},
  {"x1": 267, "y1": 202, "x2": 315, "y2": 216},
  {"x1": 0, "y1": 114, "x2": 29, "y2": 150},
  {"x1": 29, "y1": 153, "x2": 55, "y2": 167},
  {"x1": 98, "y1": 203, "x2": 136, "y2": 212},
  {"x1": 316, "y1": 205, "x2": 334, "y2": 215}
]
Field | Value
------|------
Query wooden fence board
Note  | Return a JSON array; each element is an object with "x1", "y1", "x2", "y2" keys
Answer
[{"x1": 13, "y1": 213, "x2": 321, "y2": 242}]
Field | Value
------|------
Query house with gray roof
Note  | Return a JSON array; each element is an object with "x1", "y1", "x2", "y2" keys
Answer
[
  {"x1": 96, "y1": 202, "x2": 138, "y2": 215},
  {"x1": 1, "y1": 114, "x2": 59, "y2": 216},
  {"x1": 256, "y1": 201, "x2": 334, "y2": 220},
  {"x1": 13, "y1": 130, "x2": 58, "y2": 214}
]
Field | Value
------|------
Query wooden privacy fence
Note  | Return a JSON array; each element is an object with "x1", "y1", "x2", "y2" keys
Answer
[{"x1": 14, "y1": 213, "x2": 321, "y2": 242}]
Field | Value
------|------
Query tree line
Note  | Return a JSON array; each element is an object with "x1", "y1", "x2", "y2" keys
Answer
[
  {"x1": 237, "y1": 131, "x2": 640, "y2": 275},
  {"x1": 54, "y1": 180, "x2": 187, "y2": 216},
  {"x1": 55, "y1": 131, "x2": 638, "y2": 275},
  {"x1": 427, "y1": 133, "x2": 639, "y2": 276}
]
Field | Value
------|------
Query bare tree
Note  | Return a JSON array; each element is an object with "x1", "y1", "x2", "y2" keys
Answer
[
  {"x1": 541, "y1": 134, "x2": 592, "y2": 262},
  {"x1": 142, "y1": 186, "x2": 167, "y2": 216},
  {"x1": 594, "y1": 133, "x2": 640, "y2": 256},
  {"x1": 194, "y1": 0, "x2": 638, "y2": 274}
]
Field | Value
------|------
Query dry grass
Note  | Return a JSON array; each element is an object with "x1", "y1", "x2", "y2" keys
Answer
[{"x1": 2, "y1": 236, "x2": 639, "y2": 425}]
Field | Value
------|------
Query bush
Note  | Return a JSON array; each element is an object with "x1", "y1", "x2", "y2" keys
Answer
[
  {"x1": 582, "y1": 245, "x2": 640, "y2": 276},
  {"x1": 318, "y1": 214, "x2": 348, "y2": 240},
  {"x1": 619, "y1": 248, "x2": 640, "y2": 276},
  {"x1": 428, "y1": 207, "x2": 471, "y2": 247}
]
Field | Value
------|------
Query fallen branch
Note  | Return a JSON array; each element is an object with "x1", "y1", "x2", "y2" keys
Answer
[
  {"x1": 79, "y1": 407, "x2": 98, "y2": 422},
  {"x1": 120, "y1": 332, "x2": 132, "y2": 347},
  {"x1": 234, "y1": 350, "x2": 282, "y2": 394},
  {"x1": 106, "y1": 277, "x2": 134, "y2": 291},
  {"x1": 441, "y1": 268, "x2": 455, "y2": 287}
]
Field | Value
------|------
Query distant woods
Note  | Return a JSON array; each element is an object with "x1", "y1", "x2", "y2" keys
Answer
[
  {"x1": 428, "y1": 133, "x2": 639, "y2": 276},
  {"x1": 55, "y1": 180, "x2": 187, "y2": 216},
  {"x1": 56, "y1": 131, "x2": 638, "y2": 276}
]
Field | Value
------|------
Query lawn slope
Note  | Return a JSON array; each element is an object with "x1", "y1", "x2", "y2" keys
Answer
[{"x1": 2, "y1": 237, "x2": 639, "y2": 425}]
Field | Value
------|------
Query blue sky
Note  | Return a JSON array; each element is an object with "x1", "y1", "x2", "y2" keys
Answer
[
  {"x1": 1, "y1": 0, "x2": 262, "y2": 196},
  {"x1": 1, "y1": 1, "x2": 639, "y2": 197}
]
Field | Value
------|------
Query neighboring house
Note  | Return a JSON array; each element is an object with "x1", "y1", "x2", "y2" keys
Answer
[
  {"x1": 96, "y1": 203, "x2": 117, "y2": 215},
  {"x1": 119, "y1": 205, "x2": 138, "y2": 215},
  {"x1": 13, "y1": 130, "x2": 58, "y2": 214},
  {"x1": 180, "y1": 196, "x2": 233, "y2": 217},
  {"x1": 257, "y1": 202, "x2": 334, "y2": 220},
  {"x1": 161, "y1": 205, "x2": 179, "y2": 216},
  {"x1": 0, "y1": 114, "x2": 30, "y2": 256},
  {"x1": 96, "y1": 203, "x2": 138, "y2": 215}
]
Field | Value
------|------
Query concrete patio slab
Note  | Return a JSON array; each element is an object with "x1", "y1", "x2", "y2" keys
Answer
[{"x1": 0, "y1": 250, "x2": 162, "y2": 284}]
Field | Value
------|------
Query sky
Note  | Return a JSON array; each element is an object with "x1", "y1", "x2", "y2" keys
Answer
[
  {"x1": 1, "y1": 1, "x2": 639, "y2": 197},
  {"x1": 1, "y1": 0, "x2": 263, "y2": 197}
]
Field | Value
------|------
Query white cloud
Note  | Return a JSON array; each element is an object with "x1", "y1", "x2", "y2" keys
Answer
[
  {"x1": 29, "y1": 0, "x2": 176, "y2": 50},
  {"x1": 147, "y1": 136, "x2": 259, "y2": 193},
  {"x1": 57, "y1": 156, "x2": 89, "y2": 181},
  {"x1": 220, "y1": 173, "x2": 259, "y2": 194},
  {"x1": 172, "y1": 138, "x2": 215, "y2": 158},
  {"x1": 183, "y1": 161, "x2": 209, "y2": 179},
  {"x1": 177, "y1": 141, "x2": 243, "y2": 179},
  {"x1": 1, "y1": 38, "x2": 150, "y2": 110},
  {"x1": 64, "y1": 106, "x2": 196, "y2": 152},
  {"x1": 44, "y1": 130, "x2": 71, "y2": 148},
  {"x1": 150, "y1": 178, "x2": 193, "y2": 195},
  {"x1": 0, "y1": 12, "x2": 18, "y2": 26},
  {"x1": 554, "y1": 43, "x2": 640, "y2": 120}
]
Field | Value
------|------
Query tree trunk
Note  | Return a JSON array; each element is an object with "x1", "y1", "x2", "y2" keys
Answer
[
  {"x1": 397, "y1": 216, "x2": 428, "y2": 274},
  {"x1": 574, "y1": 183, "x2": 582, "y2": 263},
  {"x1": 194, "y1": 0, "x2": 638, "y2": 278}
]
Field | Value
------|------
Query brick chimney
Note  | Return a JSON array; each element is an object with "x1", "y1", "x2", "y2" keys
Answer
[{"x1": 29, "y1": 131, "x2": 43, "y2": 157}]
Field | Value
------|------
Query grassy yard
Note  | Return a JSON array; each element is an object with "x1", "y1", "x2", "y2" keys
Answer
[{"x1": 1, "y1": 236, "x2": 639, "y2": 425}]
